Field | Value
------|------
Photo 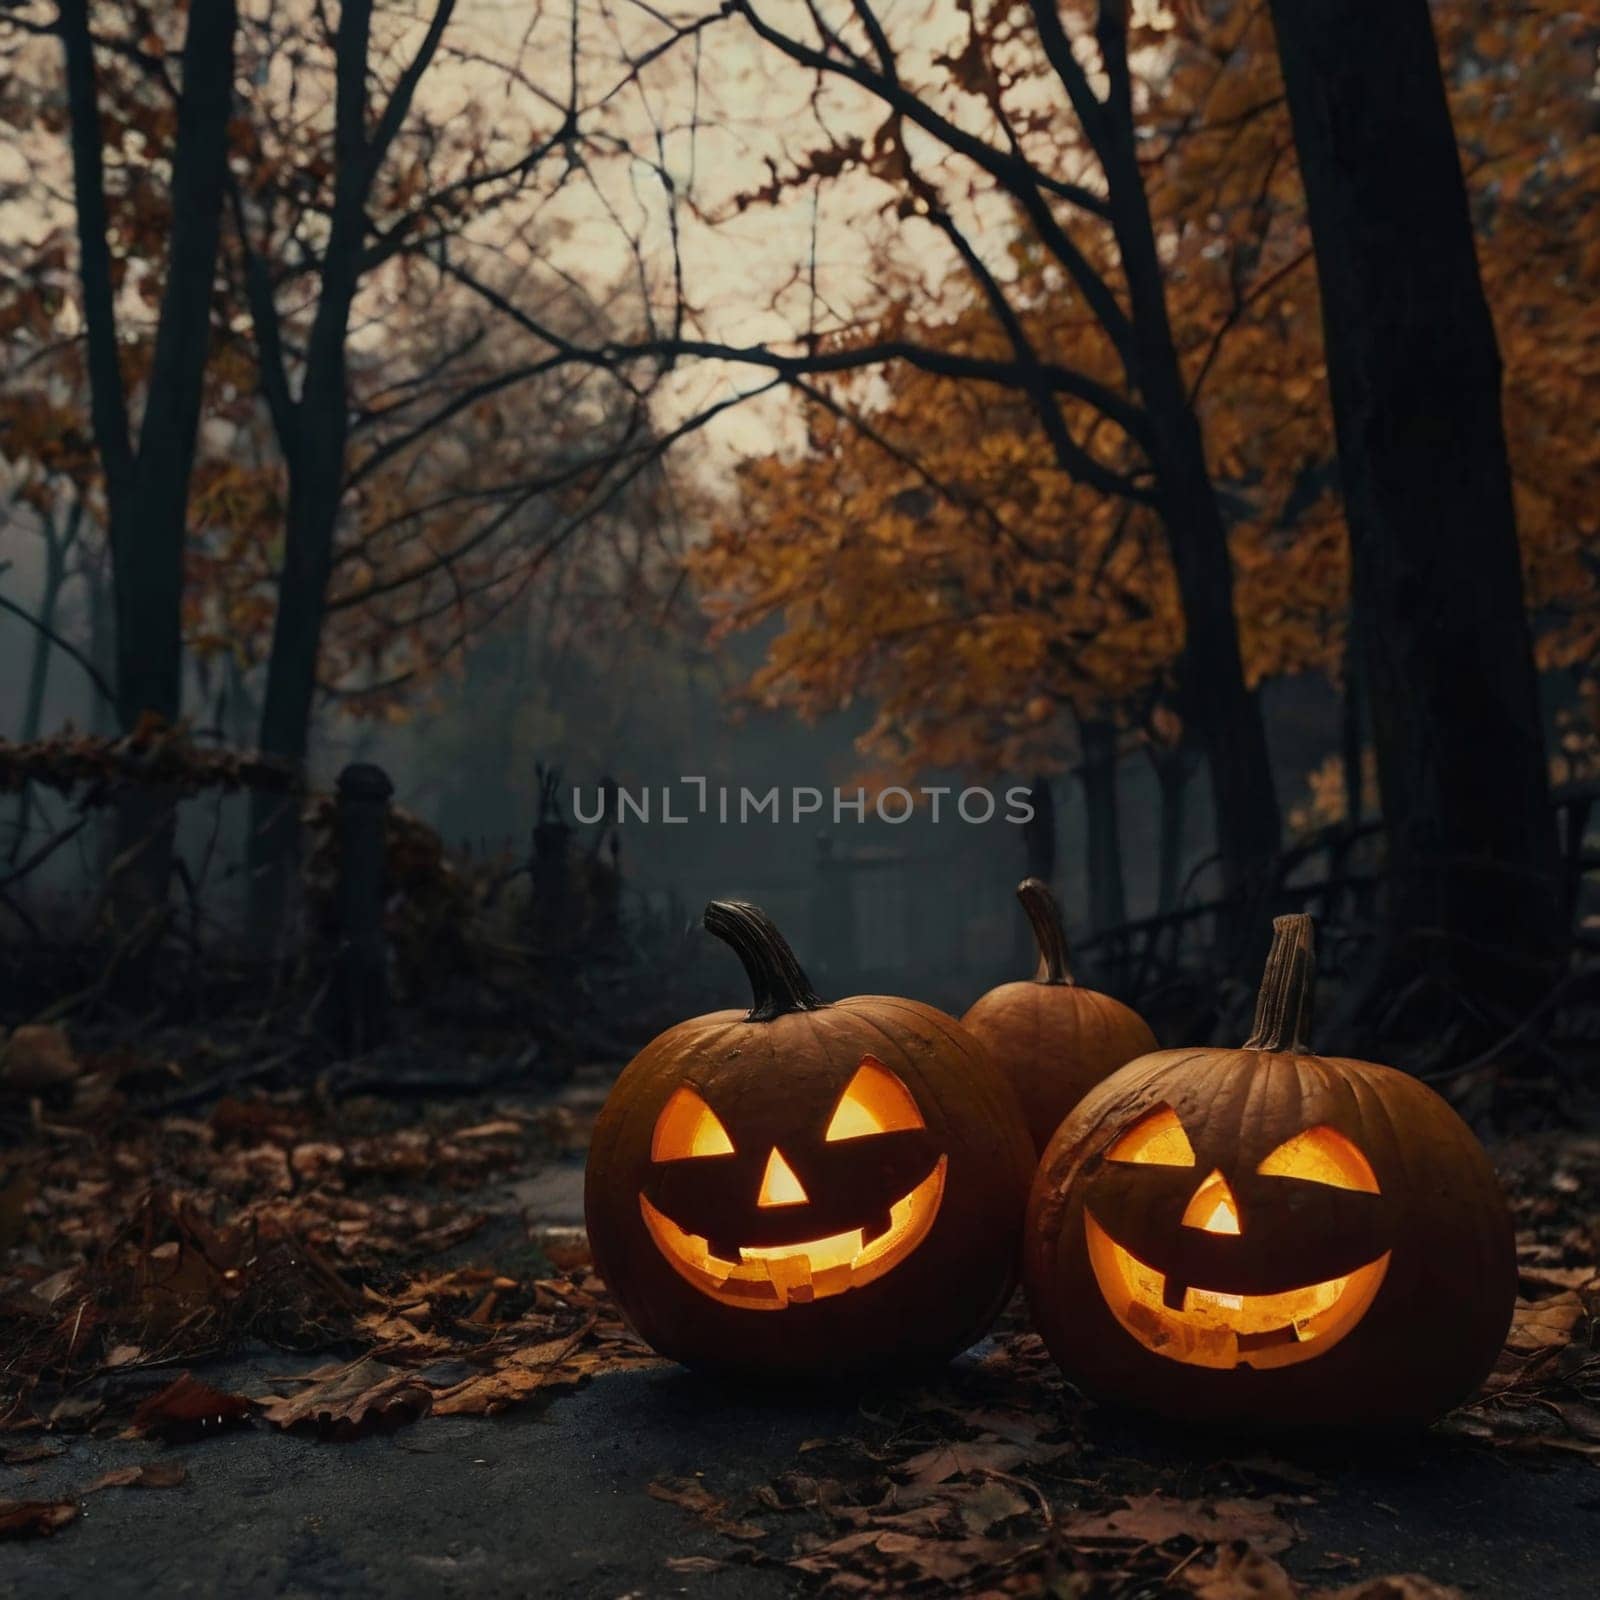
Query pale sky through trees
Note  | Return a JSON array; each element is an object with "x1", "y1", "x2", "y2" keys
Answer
[{"x1": 451, "y1": 0, "x2": 1097, "y2": 464}]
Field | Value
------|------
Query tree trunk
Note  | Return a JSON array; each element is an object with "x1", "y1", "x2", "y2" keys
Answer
[
  {"x1": 59, "y1": 0, "x2": 238, "y2": 986},
  {"x1": 1340, "y1": 599, "x2": 1364, "y2": 829},
  {"x1": 1266, "y1": 0, "x2": 1562, "y2": 1012},
  {"x1": 1079, "y1": 720, "x2": 1127, "y2": 933},
  {"x1": 245, "y1": 0, "x2": 369, "y2": 949},
  {"x1": 244, "y1": 0, "x2": 455, "y2": 953},
  {"x1": 248, "y1": 453, "x2": 345, "y2": 950},
  {"x1": 1149, "y1": 743, "x2": 1195, "y2": 917},
  {"x1": 86, "y1": 544, "x2": 116, "y2": 738},
  {"x1": 1022, "y1": 772, "x2": 1056, "y2": 883},
  {"x1": 10, "y1": 512, "x2": 71, "y2": 861},
  {"x1": 1091, "y1": 14, "x2": 1282, "y2": 914}
]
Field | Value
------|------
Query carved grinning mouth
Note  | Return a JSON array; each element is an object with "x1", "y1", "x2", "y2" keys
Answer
[
  {"x1": 640, "y1": 1157, "x2": 947, "y2": 1310},
  {"x1": 1085, "y1": 1211, "x2": 1390, "y2": 1370}
]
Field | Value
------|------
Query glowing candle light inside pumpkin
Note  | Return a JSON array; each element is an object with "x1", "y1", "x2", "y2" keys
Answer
[
  {"x1": 757, "y1": 1149, "x2": 808, "y2": 1207},
  {"x1": 1181, "y1": 1170, "x2": 1242, "y2": 1235}
]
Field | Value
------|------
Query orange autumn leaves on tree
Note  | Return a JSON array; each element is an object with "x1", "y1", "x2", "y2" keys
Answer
[
  {"x1": 1438, "y1": 2, "x2": 1600, "y2": 673},
  {"x1": 1153, "y1": 0, "x2": 1599, "y2": 670},
  {"x1": 697, "y1": 0, "x2": 1597, "y2": 780},
  {"x1": 696, "y1": 324, "x2": 1182, "y2": 776}
]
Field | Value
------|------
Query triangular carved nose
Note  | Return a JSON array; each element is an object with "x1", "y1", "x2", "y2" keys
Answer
[
  {"x1": 758, "y1": 1147, "x2": 808, "y2": 1207},
  {"x1": 1181, "y1": 1169, "x2": 1241, "y2": 1234}
]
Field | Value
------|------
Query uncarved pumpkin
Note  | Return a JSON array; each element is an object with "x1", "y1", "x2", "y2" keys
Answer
[
  {"x1": 585, "y1": 900, "x2": 1035, "y2": 1376},
  {"x1": 962, "y1": 878, "x2": 1157, "y2": 1154},
  {"x1": 1024, "y1": 914, "x2": 1516, "y2": 1428}
]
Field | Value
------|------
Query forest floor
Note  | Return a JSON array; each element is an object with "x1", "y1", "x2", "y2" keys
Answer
[{"x1": 2, "y1": 1051, "x2": 1599, "y2": 1599}]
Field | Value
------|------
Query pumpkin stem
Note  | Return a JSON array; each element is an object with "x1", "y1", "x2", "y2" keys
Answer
[
  {"x1": 703, "y1": 900, "x2": 826, "y2": 1022},
  {"x1": 1243, "y1": 913, "x2": 1316, "y2": 1053},
  {"x1": 1018, "y1": 878, "x2": 1074, "y2": 985}
]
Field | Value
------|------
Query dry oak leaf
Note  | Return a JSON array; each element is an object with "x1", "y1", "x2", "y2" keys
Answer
[
  {"x1": 1185, "y1": 1544, "x2": 1463, "y2": 1600},
  {"x1": 648, "y1": 1476, "x2": 768, "y2": 1542},
  {"x1": 0, "y1": 1499, "x2": 79, "y2": 1540},
  {"x1": 83, "y1": 1460, "x2": 188, "y2": 1492},
  {"x1": 1517, "y1": 1265, "x2": 1600, "y2": 1294},
  {"x1": 427, "y1": 1323, "x2": 595, "y2": 1417},
  {"x1": 259, "y1": 1357, "x2": 429, "y2": 1440},
  {"x1": 894, "y1": 1437, "x2": 1047, "y2": 1490},
  {"x1": 942, "y1": 1477, "x2": 1032, "y2": 1535},
  {"x1": 1185, "y1": 1544, "x2": 1303, "y2": 1600},
  {"x1": 129, "y1": 1372, "x2": 253, "y2": 1442},
  {"x1": 1064, "y1": 1493, "x2": 1297, "y2": 1554},
  {"x1": 1506, "y1": 1292, "x2": 1585, "y2": 1354},
  {"x1": 790, "y1": 1527, "x2": 1013, "y2": 1586}
]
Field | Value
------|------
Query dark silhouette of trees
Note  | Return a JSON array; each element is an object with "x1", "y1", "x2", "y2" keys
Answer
[
  {"x1": 235, "y1": 0, "x2": 465, "y2": 945},
  {"x1": 1265, "y1": 0, "x2": 1563, "y2": 1014},
  {"x1": 56, "y1": 0, "x2": 238, "y2": 959}
]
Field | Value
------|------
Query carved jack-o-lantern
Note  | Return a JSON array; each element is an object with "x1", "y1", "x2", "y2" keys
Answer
[
  {"x1": 1024, "y1": 915, "x2": 1516, "y2": 1427},
  {"x1": 963, "y1": 878, "x2": 1158, "y2": 1153},
  {"x1": 585, "y1": 901, "x2": 1035, "y2": 1375}
]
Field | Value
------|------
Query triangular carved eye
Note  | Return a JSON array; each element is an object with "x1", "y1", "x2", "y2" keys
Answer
[
  {"x1": 652, "y1": 1087, "x2": 735, "y2": 1161},
  {"x1": 825, "y1": 1057, "x2": 924, "y2": 1141},
  {"x1": 1256, "y1": 1126, "x2": 1379, "y2": 1193},
  {"x1": 1105, "y1": 1104, "x2": 1196, "y2": 1167}
]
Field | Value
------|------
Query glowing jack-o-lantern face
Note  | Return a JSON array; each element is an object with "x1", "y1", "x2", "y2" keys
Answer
[
  {"x1": 639, "y1": 1058, "x2": 948, "y2": 1310},
  {"x1": 585, "y1": 901, "x2": 1035, "y2": 1376},
  {"x1": 1083, "y1": 1104, "x2": 1390, "y2": 1370},
  {"x1": 1023, "y1": 914, "x2": 1518, "y2": 1428}
]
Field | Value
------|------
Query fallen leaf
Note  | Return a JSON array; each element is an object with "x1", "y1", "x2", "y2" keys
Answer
[
  {"x1": 895, "y1": 1439, "x2": 1030, "y2": 1489},
  {"x1": 130, "y1": 1372, "x2": 253, "y2": 1442},
  {"x1": 1065, "y1": 1493, "x2": 1296, "y2": 1554},
  {"x1": 83, "y1": 1460, "x2": 188, "y2": 1492},
  {"x1": 665, "y1": 1555, "x2": 725, "y2": 1574},
  {"x1": 1185, "y1": 1544, "x2": 1301, "y2": 1600},
  {"x1": 1184, "y1": 1545, "x2": 1465, "y2": 1600},
  {"x1": 943, "y1": 1477, "x2": 1031, "y2": 1534},
  {"x1": 0, "y1": 1499, "x2": 78, "y2": 1540},
  {"x1": 452, "y1": 1120, "x2": 523, "y2": 1141},
  {"x1": 1517, "y1": 1265, "x2": 1599, "y2": 1294},
  {"x1": 649, "y1": 1477, "x2": 721, "y2": 1515},
  {"x1": 427, "y1": 1326, "x2": 594, "y2": 1417},
  {"x1": 1505, "y1": 1292, "x2": 1584, "y2": 1353},
  {"x1": 258, "y1": 1357, "x2": 430, "y2": 1439},
  {"x1": 648, "y1": 1476, "x2": 768, "y2": 1542},
  {"x1": 2, "y1": 1442, "x2": 62, "y2": 1466},
  {"x1": 1321, "y1": 1576, "x2": 1465, "y2": 1599},
  {"x1": 790, "y1": 1526, "x2": 1012, "y2": 1586}
]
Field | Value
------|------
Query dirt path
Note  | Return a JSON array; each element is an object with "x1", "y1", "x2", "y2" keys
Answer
[{"x1": 6, "y1": 1352, "x2": 1597, "y2": 1599}]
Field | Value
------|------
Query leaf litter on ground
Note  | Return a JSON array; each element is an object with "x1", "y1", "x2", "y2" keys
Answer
[{"x1": 1, "y1": 1066, "x2": 1596, "y2": 1590}]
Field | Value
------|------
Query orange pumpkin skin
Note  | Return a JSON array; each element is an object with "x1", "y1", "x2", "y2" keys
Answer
[
  {"x1": 1023, "y1": 916, "x2": 1516, "y2": 1429},
  {"x1": 963, "y1": 879, "x2": 1157, "y2": 1154},
  {"x1": 586, "y1": 902, "x2": 1035, "y2": 1377}
]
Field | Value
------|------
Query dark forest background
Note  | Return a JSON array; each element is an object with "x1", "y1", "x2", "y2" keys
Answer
[{"x1": 1, "y1": 0, "x2": 1596, "y2": 1102}]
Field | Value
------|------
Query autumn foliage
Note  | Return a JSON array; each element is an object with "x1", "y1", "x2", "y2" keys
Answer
[{"x1": 695, "y1": 1, "x2": 1599, "y2": 787}]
